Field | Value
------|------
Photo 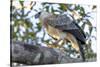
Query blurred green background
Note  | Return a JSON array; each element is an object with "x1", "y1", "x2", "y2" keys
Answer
[{"x1": 10, "y1": 1, "x2": 97, "y2": 61}]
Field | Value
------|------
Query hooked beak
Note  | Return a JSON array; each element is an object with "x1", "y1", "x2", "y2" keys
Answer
[{"x1": 35, "y1": 12, "x2": 41, "y2": 19}]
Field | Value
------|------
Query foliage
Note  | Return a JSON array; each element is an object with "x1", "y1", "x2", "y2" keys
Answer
[{"x1": 11, "y1": 1, "x2": 97, "y2": 61}]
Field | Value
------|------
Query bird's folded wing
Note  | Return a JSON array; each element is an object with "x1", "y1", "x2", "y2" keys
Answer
[
  {"x1": 47, "y1": 15, "x2": 72, "y2": 26},
  {"x1": 47, "y1": 14, "x2": 86, "y2": 43},
  {"x1": 54, "y1": 23, "x2": 86, "y2": 44}
]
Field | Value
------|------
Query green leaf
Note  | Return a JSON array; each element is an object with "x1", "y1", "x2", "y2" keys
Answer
[
  {"x1": 89, "y1": 26, "x2": 93, "y2": 35},
  {"x1": 28, "y1": 32, "x2": 35, "y2": 38},
  {"x1": 75, "y1": 5, "x2": 80, "y2": 10},
  {"x1": 86, "y1": 19, "x2": 93, "y2": 34},
  {"x1": 45, "y1": 6, "x2": 49, "y2": 12},
  {"x1": 19, "y1": 1, "x2": 24, "y2": 8},
  {"x1": 79, "y1": 7, "x2": 85, "y2": 16},
  {"x1": 24, "y1": 20, "x2": 33, "y2": 28},
  {"x1": 36, "y1": 22, "x2": 42, "y2": 31},
  {"x1": 81, "y1": 22, "x2": 86, "y2": 30},
  {"x1": 86, "y1": 19, "x2": 92, "y2": 26},
  {"x1": 51, "y1": 7, "x2": 54, "y2": 13},
  {"x1": 59, "y1": 4, "x2": 67, "y2": 11}
]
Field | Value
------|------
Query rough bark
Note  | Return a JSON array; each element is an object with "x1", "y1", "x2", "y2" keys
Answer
[{"x1": 11, "y1": 41, "x2": 83, "y2": 66}]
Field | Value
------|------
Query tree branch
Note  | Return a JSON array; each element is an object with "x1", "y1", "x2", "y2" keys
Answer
[{"x1": 11, "y1": 41, "x2": 83, "y2": 66}]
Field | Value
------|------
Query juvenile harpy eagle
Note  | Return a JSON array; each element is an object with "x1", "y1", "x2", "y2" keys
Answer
[{"x1": 35, "y1": 11, "x2": 86, "y2": 61}]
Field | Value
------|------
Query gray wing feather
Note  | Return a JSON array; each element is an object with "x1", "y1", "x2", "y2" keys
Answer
[
  {"x1": 48, "y1": 15, "x2": 72, "y2": 26},
  {"x1": 47, "y1": 14, "x2": 86, "y2": 43}
]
